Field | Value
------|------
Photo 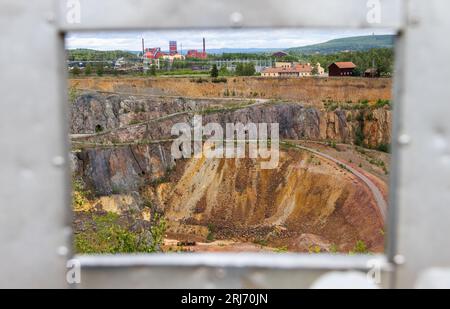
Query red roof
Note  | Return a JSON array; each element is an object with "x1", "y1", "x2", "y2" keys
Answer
[
  {"x1": 272, "y1": 51, "x2": 289, "y2": 57},
  {"x1": 293, "y1": 63, "x2": 313, "y2": 73},
  {"x1": 186, "y1": 50, "x2": 207, "y2": 59},
  {"x1": 331, "y1": 62, "x2": 357, "y2": 69},
  {"x1": 144, "y1": 48, "x2": 164, "y2": 59}
]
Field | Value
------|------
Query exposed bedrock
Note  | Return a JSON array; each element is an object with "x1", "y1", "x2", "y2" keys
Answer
[
  {"x1": 71, "y1": 92, "x2": 391, "y2": 148},
  {"x1": 71, "y1": 143, "x2": 174, "y2": 195}
]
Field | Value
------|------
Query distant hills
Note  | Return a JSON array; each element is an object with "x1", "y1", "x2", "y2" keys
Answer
[
  {"x1": 285, "y1": 35, "x2": 395, "y2": 55},
  {"x1": 67, "y1": 35, "x2": 395, "y2": 59},
  {"x1": 206, "y1": 35, "x2": 395, "y2": 55},
  {"x1": 206, "y1": 48, "x2": 280, "y2": 55}
]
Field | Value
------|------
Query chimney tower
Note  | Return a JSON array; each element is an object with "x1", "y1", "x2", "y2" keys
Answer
[{"x1": 203, "y1": 38, "x2": 206, "y2": 54}]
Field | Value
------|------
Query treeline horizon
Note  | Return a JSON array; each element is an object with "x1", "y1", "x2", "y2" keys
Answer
[{"x1": 67, "y1": 47, "x2": 395, "y2": 76}]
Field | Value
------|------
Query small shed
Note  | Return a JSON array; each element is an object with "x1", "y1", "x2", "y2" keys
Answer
[{"x1": 364, "y1": 68, "x2": 380, "y2": 78}]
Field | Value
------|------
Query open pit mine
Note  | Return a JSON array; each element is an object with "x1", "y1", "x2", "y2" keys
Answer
[{"x1": 70, "y1": 77, "x2": 391, "y2": 254}]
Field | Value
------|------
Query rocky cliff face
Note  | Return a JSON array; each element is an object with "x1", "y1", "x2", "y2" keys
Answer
[
  {"x1": 202, "y1": 105, "x2": 391, "y2": 148},
  {"x1": 71, "y1": 92, "x2": 391, "y2": 148},
  {"x1": 71, "y1": 92, "x2": 248, "y2": 134},
  {"x1": 71, "y1": 143, "x2": 174, "y2": 195}
]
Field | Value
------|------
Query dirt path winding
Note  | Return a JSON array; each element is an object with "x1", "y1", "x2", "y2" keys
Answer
[{"x1": 283, "y1": 142, "x2": 387, "y2": 223}]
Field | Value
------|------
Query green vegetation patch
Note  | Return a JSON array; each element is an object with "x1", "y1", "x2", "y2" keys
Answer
[
  {"x1": 349, "y1": 240, "x2": 369, "y2": 254},
  {"x1": 74, "y1": 212, "x2": 167, "y2": 254}
]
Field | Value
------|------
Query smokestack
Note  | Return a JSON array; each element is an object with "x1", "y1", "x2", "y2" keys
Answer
[
  {"x1": 142, "y1": 38, "x2": 145, "y2": 56},
  {"x1": 203, "y1": 37, "x2": 205, "y2": 53}
]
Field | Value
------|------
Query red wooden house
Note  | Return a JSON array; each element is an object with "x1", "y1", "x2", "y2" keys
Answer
[{"x1": 328, "y1": 62, "x2": 357, "y2": 77}]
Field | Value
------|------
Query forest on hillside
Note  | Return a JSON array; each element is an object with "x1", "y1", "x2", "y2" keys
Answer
[
  {"x1": 285, "y1": 35, "x2": 395, "y2": 54},
  {"x1": 67, "y1": 49, "x2": 139, "y2": 61},
  {"x1": 297, "y1": 48, "x2": 394, "y2": 76}
]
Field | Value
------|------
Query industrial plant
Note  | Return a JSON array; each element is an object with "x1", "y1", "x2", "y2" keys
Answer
[{"x1": 142, "y1": 37, "x2": 207, "y2": 70}]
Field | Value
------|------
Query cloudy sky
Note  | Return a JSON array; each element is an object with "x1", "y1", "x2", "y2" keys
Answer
[{"x1": 66, "y1": 28, "x2": 395, "y2": 51}]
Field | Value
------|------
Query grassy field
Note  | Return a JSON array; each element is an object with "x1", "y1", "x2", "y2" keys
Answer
[{"x1": 69, "y1": 76, "x2": 392, "y2": 105}]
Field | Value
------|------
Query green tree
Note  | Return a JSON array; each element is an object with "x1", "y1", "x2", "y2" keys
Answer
[
  {"x1": 96, "y1": 64, "x2": 104, "y2": 76},
  {"x1": 235, "y1": 63, "x2": 244, "y2": 76},
  {"x1": 278, "y1": 55, "x2": 298, "y2": 62},
  {"x1": 160, "y1": 59, "x2": 170, "y2": 71},
  {"x1": 67, "y1": 49, "x2": 139, "y2": 62},
  {"x1": 219, "y1": 66, "x2": 229, "y2": 76},
  {"x1": 85, "y1": 64, "x2": 92, "y2": 75},
  {"x1": 149, "y1": 65, "x2": 157, "y2": 76},
  {"x1": 245, "y1": 63, "x2": 256, "y2": 76},
  {"x1": 146, "y1": 65, "x2": 156, "y2": 76},
  {"x1": 210, "y1": 64, "x2": 219, "y2": 78},
  {"x1": 71, "y1": 66, "x2": 81, "y2": 76},
  {"x1": 235, "y1": 63, "x2": 256, "y2": 76}
]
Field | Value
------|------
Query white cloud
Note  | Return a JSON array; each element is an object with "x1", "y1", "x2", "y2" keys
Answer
[{"x1": 65, "y1": 29, "x2": 395, "y2": 51}]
